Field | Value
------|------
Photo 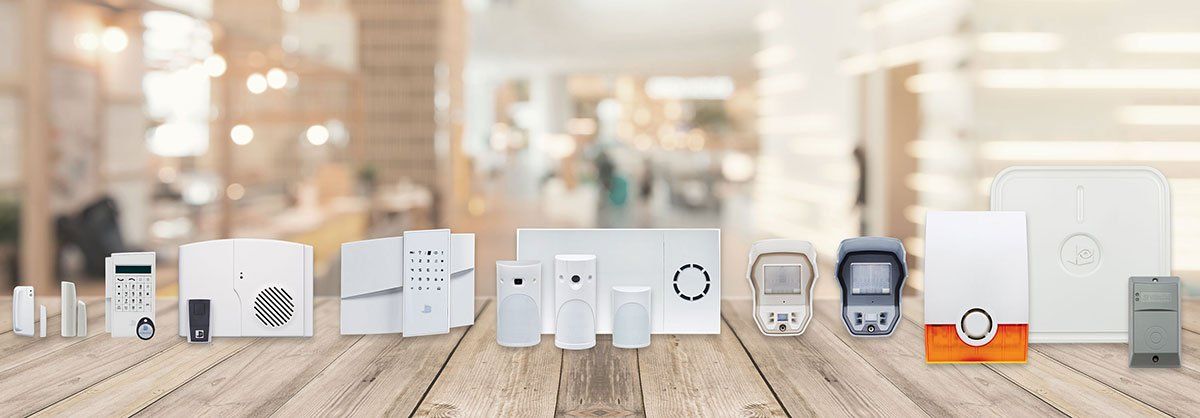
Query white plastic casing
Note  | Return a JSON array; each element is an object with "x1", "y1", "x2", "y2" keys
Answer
[
  {"x1": 13, "y1": 286, "x2": 34, "y2": 337},
  {"x1": 924, "y1": 211, "x2": 1029, "y2": 347},
  {"x1": 555, "y1": 255, "x2": 597, "y2": 350},
  {"x1": 746, "y1": 240, "x2": 818, "y2": 337},
  {"x1": 516, "y1": 229, "x2": 721, "y2": 335},
  {"x1": 340, "y1": 233, "x2": 475, "y2": 336},
  {"x1": 991, "y1": 166, "x2": 1171, "y2": 343},
  {"x1": 39, "y1": 305, "x2": 46, "y2": 337},
  {"x1": 611, "y1": 286, "x2": 652, "y2": 349},
  {"x1": 496, "y1": 260, "x2": 542, "y2": 347},
  {"x1": 61, "y1": 282, "x2": 77, "y2": 337},
  {"x1": 177, "y1": 239, "x2": 313, "y2": 337},
  {"x1": 107, "y1": 252, "x2": 156, "y2": 338},
  {"x1": 76, "y1": 301, "x2": 87, "y2": 337}
]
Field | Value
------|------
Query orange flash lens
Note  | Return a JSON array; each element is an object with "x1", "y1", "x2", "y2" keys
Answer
[{"x1": 925, "y1": 324, "x2": 1028, "y2": 363}]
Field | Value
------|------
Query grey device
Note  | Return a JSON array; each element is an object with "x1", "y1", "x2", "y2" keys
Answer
[
  {"x1": 1130, "y1": 276, "x2": 1180, "y2": 368},
  {"x1": 835, "y1": 237, "x2": 907, "y2": 337}
]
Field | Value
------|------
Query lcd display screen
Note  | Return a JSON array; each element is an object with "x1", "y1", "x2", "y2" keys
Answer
[
  {"x1": 764, "y1": 265, "x2": 802, "y2": 295},
  {"x1": 115, "y1": 265, "x2": 152, "y2": 274},
  {"x1": 850, "y1": 262, "x2": 891, "y2": 295}
]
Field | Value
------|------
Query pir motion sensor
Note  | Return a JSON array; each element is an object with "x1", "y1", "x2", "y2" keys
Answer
[{"x1": 7, "y1": 166, "x2": 1181, "y2": 369}]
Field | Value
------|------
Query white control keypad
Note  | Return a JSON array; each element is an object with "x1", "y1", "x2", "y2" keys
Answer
[{"x1": 115, "y1": 275, "x2": 154, "y2": 313}]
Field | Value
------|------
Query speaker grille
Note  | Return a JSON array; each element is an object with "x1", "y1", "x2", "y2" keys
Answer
[{"x1": 253, "y1": 286, "x2": 296, "y2": 328}]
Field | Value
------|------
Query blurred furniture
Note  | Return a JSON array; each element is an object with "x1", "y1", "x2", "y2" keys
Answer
[{"x1": 55, "y1": 196, "x2": 137, "y2": 279}]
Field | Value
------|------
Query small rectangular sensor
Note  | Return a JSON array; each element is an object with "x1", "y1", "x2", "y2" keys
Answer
[{"x1": 1129, "y1": 276, "x2": 1181, "y2": 368}]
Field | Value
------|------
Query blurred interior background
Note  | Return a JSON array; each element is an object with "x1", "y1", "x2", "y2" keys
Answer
[{"x1": 0, "y1": 0, "x2": 1196, "y2": 299}]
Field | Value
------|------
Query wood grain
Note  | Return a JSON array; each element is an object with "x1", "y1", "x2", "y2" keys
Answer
[
  {"x1": 812, "y1": 300, "x2": 1062, "y2": 416},
  {"x1": 638, "y1": 317, "x2": 784, "y2": 417},
  {"x1": 0, "y1": 301, "x2": 180, "y2": 416},
  {"x1": 556, "y1": 334, "x2": 643, "y2": 417},
  {"x1": 271, "y1": 299, "x2": 488, "y2": 416},
  {"x1": 136, "y1": 299, "x2": 347, "y2": 417},
  {"x1": 904, "y1": 298, "x2": 1167, "y2": 417},
  {"x1": 0, "y1": 297, "x2": 104, "y2": 373},
  {"x1": 1032, "y1": 333, "x2": 1200, "y2": 417},
  {"x1": 722, "y1": 299, "x2": 926, "y2": 416},
  {"x1": 414, "y1": 303, "x2": 561, "y2": 417}
]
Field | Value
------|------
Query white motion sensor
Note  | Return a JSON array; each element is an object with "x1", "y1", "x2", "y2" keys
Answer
[
  {"x1": 12, "y1": 286, "x2": 34, "y2": 337},
  {"x1": 339, "y1": 230, "x2": 475, "y2": 336},
  {"x1": 177, "y1": 239, "x2": 313, "y2": 338},
  {"x1": 555, "y1": 255, "x2": 597, "y2": 350},
  {"x1": 611, "y1": 286, "x2": 652, "y2": 349},
  {"x1": 496, "y1": 260, "x2": 542, "y2": 347}
]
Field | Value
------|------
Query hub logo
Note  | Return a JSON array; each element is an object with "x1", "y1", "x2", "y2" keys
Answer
[
  {"x1": 1060, "y1": 234, "x2": 1101, "y2": 276},
  {"x1": 422, "y1": 304, "x2": 432, "y2": 314}
]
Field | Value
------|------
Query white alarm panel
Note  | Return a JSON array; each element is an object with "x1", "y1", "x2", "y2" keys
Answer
[
  {"x1": 177, "y1": 239, "x2": 313, "y2": 338},
  {"x1": 991, "y1": 166, "x2": 1171, "y2": 343},
  {"x1": 516, "y1": 228, "x2": 721, "y2": 334},
  {"x1": 402, "y1": 229, "x2": 451, "y2": 337},
  {"x1": 340, "y1": 232, "x2": 475, "y2": 336},
  {"x1": 106, "y1": 252, "x2": 156, "y2": 338}
]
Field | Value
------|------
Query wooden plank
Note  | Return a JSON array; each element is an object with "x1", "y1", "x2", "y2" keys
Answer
[
  {"x1": 1032, "y1": 332, "x2": 1200, "y2": 417},
  {"x1": 33, "y1": 299, "x2": 337, "y2": 416},
  {"x1": 556, "y1": 334, "x2": 643, "y2": 417},
  {"x1": 812, "y1": 300, "x2": 1061, "y2": 416},
  {"x1": 0, "y1": 301, "x2": 180, "y2": 416},
  {"x1": 1182, "y1": 300, "x2": 1199, "y2": 333},
  {"x1": 721, "y1": 300, "x2": 926, "y2": 416},
  {"x1": 271, "y1": 299, "x2": 489, "y2": 416},
  {"x1": 414, "y1": 302, "x2": 561, "y2": 417},
  {"x1": 638, "y1": 317, "x2": 784, "y2": 416},
  {"x1": 904, "y1": 297, "x2": 1167, "y2": 417},
  {"x1": 136, "y1": 299, "x2": 350, "y2": 416},
  {"x1": 0, "y1": 297, "x2": 104, "y2": 373}
]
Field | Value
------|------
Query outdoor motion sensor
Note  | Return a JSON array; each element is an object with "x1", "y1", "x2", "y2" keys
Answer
[
  {"x1": 746, "y1": 240, "x2": 818, "y2": 336},
  {"x1": 835, "y1": 237, "x2": 907, "y2": 337},
  {"x1": 554, "y1": 254, "x2": 597, "y2": 350}
]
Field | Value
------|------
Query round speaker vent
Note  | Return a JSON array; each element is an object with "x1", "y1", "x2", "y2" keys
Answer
[
  {"x1": 673, "y1": 264, "x2": 710, "y2": 301},
  {"x1": 253, "y1": 286, "x2": 296, "y2": 328}
]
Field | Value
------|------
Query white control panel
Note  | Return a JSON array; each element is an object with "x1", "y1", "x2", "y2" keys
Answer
[
  {"x1": 402, "y1": 229, "x2": 451, "y2": 337},
  {"x1": 107, "y1": 252, "x2": 156, "y2": 339}
]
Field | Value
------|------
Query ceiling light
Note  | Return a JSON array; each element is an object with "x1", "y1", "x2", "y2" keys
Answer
[
  {"x1": 231, "y1": 124, "x2": 254, "y2": 145},
  {"x1": 306, "y1": 125, "x2": 329, "y2": 145},
  {"x1": 246, "y1": 73, "x2": 267, "y2": 94},
  {"x1": 204, "y1": 54, "x2": 227, "y2": 78},
  {"x1": 102, "y1": 27, "x2": 129, "y2": 52},
  {"x1": 266, "y1": 68, "x2": 288, "y2": 89}
]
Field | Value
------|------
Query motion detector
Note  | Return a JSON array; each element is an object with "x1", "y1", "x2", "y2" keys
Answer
[
  {"x1": 835, "y1": 237, "x2": 906, "y2": 337},
  {"x1": 746, "y1": 239, "x2": 818, "y2": 336},
  {"x1": 496, "y1": 260, "x2": 542, "y2": 348},
  {"x1": 555, "y1": 254, "x2": 597, "y2": 350}
]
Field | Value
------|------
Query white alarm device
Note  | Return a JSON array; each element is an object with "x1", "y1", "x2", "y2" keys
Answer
[
  {"x1": 340, "y1": 230, "x2": 475, "y2": 336},
  {"x1": 12, "y1": 286, "x2": 35, "y2": 337},
  {"x1": 517, "y1": 229, "x2": 721, "y2": 335},
  {"x1": 555, "y1": 255, "x2": 597, "y2": 350},
  {"x1": 991, "y1": 166, "x2": 1171, "y2": 343},
  {"x1": 177, "y1": 239, "x2": 313, "y2": 338},
  {"x1": 496, "y1": 260, "x2": 542, "y2": 347},
  {"x1": 747, "y1": 240, "x2": 818, "y2": 336},
  {"x1": 106, "y1": 252, "x2": 157, "y2": 339},
  {"x1": 61, "y1": 281, "x2": 78, "y2": 337}
]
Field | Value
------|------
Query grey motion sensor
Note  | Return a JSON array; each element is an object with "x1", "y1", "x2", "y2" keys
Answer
[
  {"x1": 1130, "y1": 276, "x2": 1181, "y2": 368},
  {"x1": 496, "y1": 260, "x2": 542, "y2": 347}
]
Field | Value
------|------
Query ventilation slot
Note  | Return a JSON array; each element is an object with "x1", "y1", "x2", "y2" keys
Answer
[{"x1": 253, "y1": 286, "x2": 296, "y2": 328}]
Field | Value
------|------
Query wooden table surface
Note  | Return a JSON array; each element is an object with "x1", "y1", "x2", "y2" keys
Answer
[{"x1": 2, "y1": 296, "x2": 1198, "y2": 417}]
